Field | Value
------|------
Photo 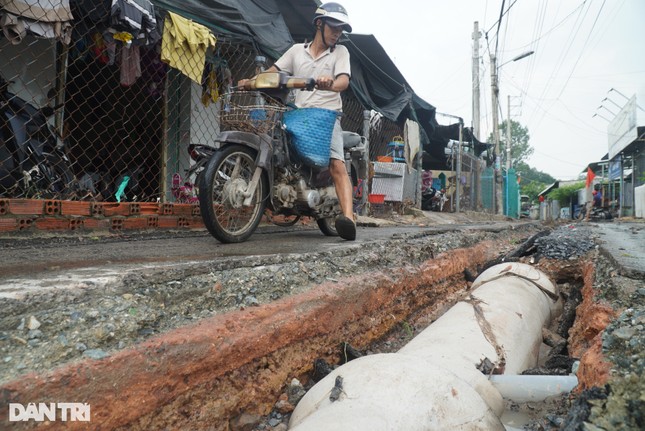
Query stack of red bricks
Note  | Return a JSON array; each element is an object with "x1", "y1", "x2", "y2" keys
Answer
[{"x1": 0, "y1": 199, "x2": 204, "y2": 233}]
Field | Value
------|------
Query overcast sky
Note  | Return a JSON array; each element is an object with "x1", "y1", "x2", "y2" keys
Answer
[{"x1": 339, "y1": 0, "x2": 645, "y2": 180}]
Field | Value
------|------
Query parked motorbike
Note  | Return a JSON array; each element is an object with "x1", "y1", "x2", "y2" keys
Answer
[
  {"x1": 197, "y1": 71, "x2": 367, "y2": 243},
  {"x1": 421, "y1": 187, "x2": 447, "y2": 212},
  {"x1": 0, "y1": 75, "x2": 77, "y2": 198},
  {"x1": 578, "y1": 204, "x2": 613, "y2": 221}
]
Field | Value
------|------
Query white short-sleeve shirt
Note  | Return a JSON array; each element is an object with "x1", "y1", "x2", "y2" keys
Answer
[{"x1": 273, "y1": 43, "x2": 351, "y2": 112}]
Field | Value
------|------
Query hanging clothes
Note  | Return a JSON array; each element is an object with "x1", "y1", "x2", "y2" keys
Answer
[
  {"x1": 161, "y1": 11, "x2": 216, "y2": 84},
  {"x1": 109, "y1": 0, "x2": 160, "y2": 46},
  {"x1": 120, "y1": 44, "x2": 141, "y2": 87},
  {"x1": 201, "y1": 63, "x2": 219, "y2": 106},
  {"x1": 0, "y1": 0, "x2": 73, "y2": 44},
  {"x1": 141, "y1": 45, "x2": 168, "y2": 99}
]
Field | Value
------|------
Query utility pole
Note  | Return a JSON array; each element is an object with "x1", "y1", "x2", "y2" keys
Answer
[
  {"x1": 490, "y1": 50, "x2": 534, "y2": 216},
  {"x1": 472, "y1": 21, "x2": 482, "y2": 210},
  {"x1": 506, "y1": 94, "x2": 512, "y2": 170},
  {"x1": 472, "y1": 22, "x2": 480, "y2": 139},
  {"x1": 490, "y1": 54, "x2": 502, "y2": 215},
  {"x1": 456, "y1": 121, "x2": 463, "y2": 213},
  {"x1": 505, "y1": 95, "x2": 512, "y2": 217}
]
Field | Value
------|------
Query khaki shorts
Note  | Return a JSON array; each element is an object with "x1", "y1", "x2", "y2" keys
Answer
[{"x1": 330, "y1": 119, "x2": 344, "y2": 161}]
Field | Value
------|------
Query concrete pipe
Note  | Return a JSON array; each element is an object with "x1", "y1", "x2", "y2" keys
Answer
[
  {"x1": 289, "y1": 263, "x2": 561, "y2": 430},
  {"x1": 289, "y1": 354, "x2": 504, "y2": 430}
]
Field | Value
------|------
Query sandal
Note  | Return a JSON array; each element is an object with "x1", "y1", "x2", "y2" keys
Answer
[{"x1": 335, "y1": 215, "x2": 356, "y2": 241}]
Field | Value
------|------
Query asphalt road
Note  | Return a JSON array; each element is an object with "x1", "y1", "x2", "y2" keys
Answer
[
  {"x1": 0, "y1": 220, "x2": 515, "y2": 299},
  {"x1": 5, "y1": 218, "x2": 643, "y2": 300},
  {"x1": 593, "y1": 221, "x2": 645, "y2": 278}
]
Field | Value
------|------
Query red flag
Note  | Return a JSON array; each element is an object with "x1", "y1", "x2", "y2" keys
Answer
[{"x1": 585, "y1": 167, "x2": 596, "y2": 188}]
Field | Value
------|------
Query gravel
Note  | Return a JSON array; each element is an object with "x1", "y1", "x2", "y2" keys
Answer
[{"x1": 0, "y1": 225, "x2": 533, "y2": 385}]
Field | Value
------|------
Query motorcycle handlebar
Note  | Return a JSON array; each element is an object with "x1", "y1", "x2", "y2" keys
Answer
[{"x1": 237, "y1": 72, "x2": 316, "y2": 92}]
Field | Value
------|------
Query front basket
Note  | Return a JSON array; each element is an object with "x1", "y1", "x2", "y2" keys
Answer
[{"x1": 283, "y1": 108, "x2": 338, "y2": 168}]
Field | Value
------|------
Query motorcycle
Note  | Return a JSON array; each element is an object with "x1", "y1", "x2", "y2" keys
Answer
[
  {"x1": 421, "y1": 187, "x2": 447, "y2": 212},
  {"x1": 197, "y1": 71, "x2": 367, "y2": 243},
  {"x1": 578, "y1": 203, "x2": 613, "y2": 221},
  {"x1": 0, "y1": 75, "x2": 77, "y2": 198}
]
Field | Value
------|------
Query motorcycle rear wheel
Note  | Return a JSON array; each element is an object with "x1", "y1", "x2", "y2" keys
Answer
[
  {"x1": 317, "y1": 217, "x2": 338, "y2": 236},
  {"x1": 199, "y1": 144, "x2": 267, "y2": 243},
  {"x1": 270, "y1": 214, "x2": 301, "y2": 227}
]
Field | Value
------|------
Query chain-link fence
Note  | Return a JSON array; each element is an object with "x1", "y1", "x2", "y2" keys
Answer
[{"x1": 1, "y1": 1, "x2": 468, "y2": 218}]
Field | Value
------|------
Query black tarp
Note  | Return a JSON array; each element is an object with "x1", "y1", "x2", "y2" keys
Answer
[
  {"x1": 432, "y1": 123, "x2": 492, "y2": 157},
  {"x1": 341, "y1": 34, "x2": 449, "y2": 165},
  {"x1": 151, "y1": 0, "x2": 294, "y2": 58}
]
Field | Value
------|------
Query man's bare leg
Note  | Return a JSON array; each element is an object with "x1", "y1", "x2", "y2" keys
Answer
[{"x1": 329, "y1": 158, "x2": 356, "y2": 240}]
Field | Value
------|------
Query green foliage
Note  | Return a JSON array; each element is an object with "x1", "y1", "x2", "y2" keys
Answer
[
  {"x1": 516, "y1": 161, "x2": 556, "y2": 202},
  {"x1": 515, "y1": 161, "x2": 556, "y2": 184},
  {"x1": 485, "y1": 119, "x2": 562, "y2": 203},
  {"x1": 520, "y1": 181, "x2": 546, "y2": 202},
  {"x1": 549, "y1": 182, "x2": 585, "y2": 206},
  {"x1": 487, "y1": 120, "x2": 533, "y2": 165},
  {"x1": 400, "y1": 321, "x2": 414, "y2": 338}
]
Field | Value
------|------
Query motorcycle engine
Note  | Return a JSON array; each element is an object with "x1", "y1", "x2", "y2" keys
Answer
[
  {"x1": 274, "y1": 183, "x2": 297, "y2": 208},
  {"x1": 295, "y1": 178, "x2": 321, "y2": 208},
  {"x1": 273, "y1": 174, "x2": 325, "y2": 210}
]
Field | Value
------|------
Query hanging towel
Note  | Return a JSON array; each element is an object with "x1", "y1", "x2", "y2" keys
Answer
[
  {"x1": 161, "y1": 11, "x2": 216, "y2": 84},
  {"x1": 120, "y1": 44, "x2": 141, "y2": 86}
]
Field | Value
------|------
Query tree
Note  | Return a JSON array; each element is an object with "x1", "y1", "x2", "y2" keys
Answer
[
  {"x1": 487, "y1": 120, "x2": 533, "y2": 166},
  {"x1": 515, "y1": 162, "x2": 556, "y2": 202},
  {"x1": 515, "y1": 161, "x2": 556, "y2": 184},
  {"x1": 485, "y1": 119, "x2": 558, "y2": 203},
  {"x1": 550, "y1": 182, "x2": 584, "y2": 207}
]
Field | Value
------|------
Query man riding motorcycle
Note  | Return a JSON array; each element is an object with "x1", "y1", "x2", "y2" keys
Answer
[{"x1": 239, "y1": 2, "x2": 356, "y2": 240}]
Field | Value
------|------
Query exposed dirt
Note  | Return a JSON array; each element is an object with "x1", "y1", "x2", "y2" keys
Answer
[
  {"x1": 1, "y1": 217, "x2": 643, "y2": 430},
  {"x1": 0, "y1": 220, "x2": 532, "y2": 384}
]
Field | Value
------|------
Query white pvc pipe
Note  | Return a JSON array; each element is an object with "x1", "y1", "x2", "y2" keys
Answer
[
  {"x1": 489, "y1": 374, "x2": 578, "y2": 403},
  {"x1": 289, "y1": 263, "x2": 562, "y2": 431}
]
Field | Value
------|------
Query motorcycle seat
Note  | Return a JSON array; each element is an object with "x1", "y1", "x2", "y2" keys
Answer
[{"x1": 342, "y1": 131, "x2": 362, "y2": 149}]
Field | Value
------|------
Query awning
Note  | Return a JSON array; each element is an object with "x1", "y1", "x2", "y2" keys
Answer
[{"x1": 539, "y1": 181, "x2": 559, "y2": 197}]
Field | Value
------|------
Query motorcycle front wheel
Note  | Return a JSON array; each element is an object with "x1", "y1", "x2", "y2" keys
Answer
[{"x1": 199, "y1": 144, "x2": 267, "y2": 243}]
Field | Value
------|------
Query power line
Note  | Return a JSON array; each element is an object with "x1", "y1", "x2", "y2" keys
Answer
[
  {"x1": 511, "y1": 0, "x2": 589, "y2": 50},
  {"x1": 494, "y1": 0, "x2": 506, "y2": 55},
  {"x1": 554, "y1": 0, "x2": 607, "y2": 100},
  {"x1": 527, "y1": 0, "x2": 592, "y2": 128},
  {"x1": 486, "y1": 0, "x2": 520, "y2": 36}
]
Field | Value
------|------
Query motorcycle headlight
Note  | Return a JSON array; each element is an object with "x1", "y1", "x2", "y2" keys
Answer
[{"x1": 253, "y1": 72, "x2": 280, "y2": 89}]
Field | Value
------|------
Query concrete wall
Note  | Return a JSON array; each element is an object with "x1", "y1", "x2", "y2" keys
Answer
[{"x1": 635, "y1": 184, "x2": 645, "y2": 218}]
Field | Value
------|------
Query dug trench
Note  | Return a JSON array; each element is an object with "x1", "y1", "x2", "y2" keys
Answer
[{"x1": 0, "y1": 223, "x2": 643, "y2": 430}]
